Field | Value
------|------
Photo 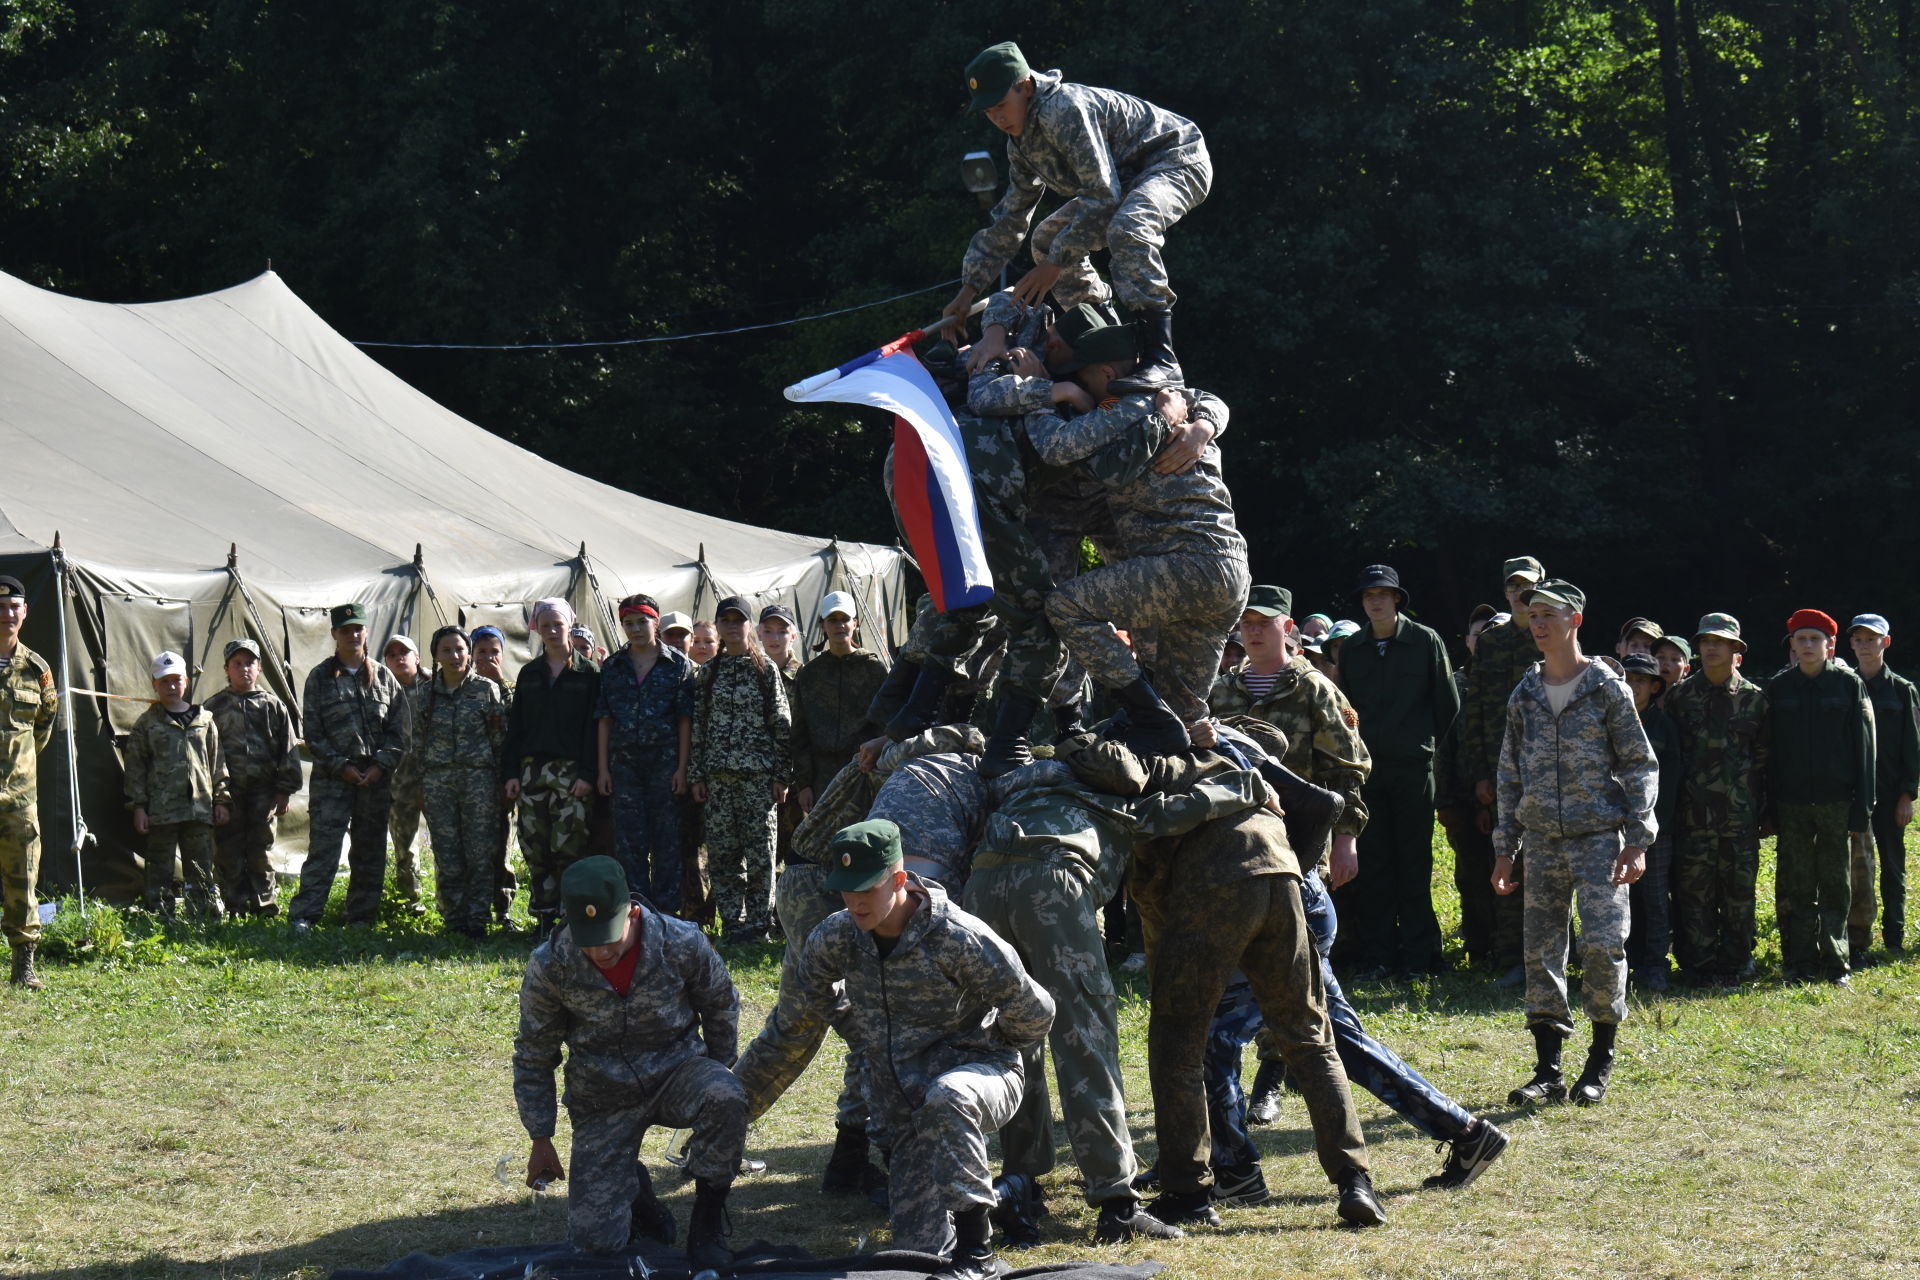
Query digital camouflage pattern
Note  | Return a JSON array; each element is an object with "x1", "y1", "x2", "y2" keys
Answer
[
  {"x1": 692, "y1": 653, "x2": 789, "y2": 935},
  {"x1": 596, "y1": 644, "x2": 696, "y2": 908},
  {"x1": 204, "y1": 686, "x2": 302, "y2": 914},
  {"x1": 411, "y1": 671, "x2": 506, "y2": 931},
  {"x1": 702, "y1": 771, "x2": 778, "y2": 935},
  {"x1": 790, "y1": 647, "x2": 889, "y2": 792},
  {"x1": 1494, "y1": 661, "x2": 1659, "y2": 857},
  {"x1": 734, "y1": 876, "x2": 1053, "y2": 1254},
  {"x1": 1522, "y1": 830, "x2": 1632, "y2": 1032},
  {"x1": 771, "y1": 859, "x2": 869, "y2": 1130},
  {"x1": 961, "y1": 70, "x2": 1210, "y2": 310},
  {"x1": 868, "y1": 750, "x2": 991, "y2": 889},
  {"x1": 302, "y1": 658, "x2": 409, "y2": 781}
]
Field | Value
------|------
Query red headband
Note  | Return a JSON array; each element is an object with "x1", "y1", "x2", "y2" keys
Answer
[{"x1": 620, "y1": 603, "x2": 659, "y2": 620}]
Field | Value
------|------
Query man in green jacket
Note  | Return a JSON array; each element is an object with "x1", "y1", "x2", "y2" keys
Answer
[
  {"x1": 1845, "y1": 614, "x2": 1918, "y2": 958},
  {"x1": 1336, "y1": 565, "x2": 1460, "y2": 976},
  {"x1": 1769, "y1": 609, "x2": 1875, "y2": 986}
]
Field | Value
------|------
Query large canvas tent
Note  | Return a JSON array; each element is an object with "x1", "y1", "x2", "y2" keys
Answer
[{"x1": 0, "y1": 268, "x2": 908, "y2": 902}]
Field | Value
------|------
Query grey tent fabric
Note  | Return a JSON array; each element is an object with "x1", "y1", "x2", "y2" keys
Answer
[{"x1": 0, "y1": 269, "x2": 907, "y2": 900}]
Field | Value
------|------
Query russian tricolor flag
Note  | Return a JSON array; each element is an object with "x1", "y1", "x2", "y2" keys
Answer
[{"x1": 785, "y1": 333, "x2": 994, "y2": 613}]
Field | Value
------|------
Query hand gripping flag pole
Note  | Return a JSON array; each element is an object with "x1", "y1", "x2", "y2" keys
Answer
[{"x1": 783, "y1": 302, "x2": 994, "y2": 614}]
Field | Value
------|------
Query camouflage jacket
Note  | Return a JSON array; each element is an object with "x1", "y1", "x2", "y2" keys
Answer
[
  {"x1": 1663, "y1": 669, "x2": 1770, "y2": 837},
  {"x1": 790, "y1": 725, "x2": 985, "y2": 868},
  {"x1": 513, "y1": 907, "x2": 738, "y2": 1137},
  {"x1": 967, "y1": 368, "x2": 1055, "y2": 420},
  {"x1": 1767, "y1": 661, "x2": 1875, "y2": 830},
  {"x1": 734, "y1": 875, "x2": 1054, "y2": 1136},
  {"x1": 203, "y1": 688, "x2": 302, "y2": 797},
  {"x1": 1862, "y1": 665, "x2": 1920, "y2": 800},
  {"x1": 408, "y1": 670, "x2": 507, "y2": 771},
  {"x1": 1460, "y1": 616, "x2": 1539, "y2": 788},
  {"x1": 870, "y1": 750, "x2": 992, "y2": 884},
  {"x1": 690, "y1": 652, "x2": 791, "y2": 783},
  {"x1": 1023, "y1": 389, "x2": 1243, "y2": 561},
  {"x1": 302, "y1": 657, "x2": 410, "y2": 782},
  {"x1": 0, "y1": 643, "x2": 58, "y2": 812},
  {"x1": 390, "y1": 671, "x2": 434, "y2": 791},
  {"x1": 790, "y1": 647, "x2": 889, "y2": 791},
  {"x1": 1209, "y1": 658, "x2": 1370, "y2": 841},
  {"x1": 962, "y1": 70, "x2": 1209, "y2": 291},
  {"x1": 123, "y1": 701, "x2": 230, "y2": 824},
  {"x1": 1495, "y1": 660, "x2": 1658, "y2": 856},
  {"x1": 594, "y1": 644, "x2": 697, "y2": 756}
]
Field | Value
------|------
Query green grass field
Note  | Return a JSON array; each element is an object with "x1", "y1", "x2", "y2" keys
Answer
[{"x1": 4, "y1": 834, "x2": 1919, "y2": 1280}]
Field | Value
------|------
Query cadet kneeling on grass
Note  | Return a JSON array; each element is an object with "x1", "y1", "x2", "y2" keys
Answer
[{"x1": 515, "y1": 856, "x2": 744, "y2": 1271}]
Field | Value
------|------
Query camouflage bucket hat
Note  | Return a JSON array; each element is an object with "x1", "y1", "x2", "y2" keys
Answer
[{"x1": 1693, "y1": 612, "x2": 1745, "y2": 651}]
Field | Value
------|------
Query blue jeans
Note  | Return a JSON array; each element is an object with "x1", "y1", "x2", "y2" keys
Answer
[{"x1": 1205, "y1": 871, "x2": 1473, "y2": 1164}]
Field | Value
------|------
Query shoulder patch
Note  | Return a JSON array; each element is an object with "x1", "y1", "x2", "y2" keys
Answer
[
  {"x1": 1343, "y1": 706, "x2": 1359, "y2": 729},
  {"x1": 40, "y1": 669, "x2": 55, "y2": 689}
]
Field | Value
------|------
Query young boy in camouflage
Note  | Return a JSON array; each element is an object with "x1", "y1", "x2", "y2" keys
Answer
[
  {"x1": 125, "y1": 650, "x2": 231, "y2": 920},
  {"x1": 381, "y1": 635, "x2": 433, "y2": 915},
  {"x1": 944, "y1": 41, "x2": 1211, "y2": 392},
  {"x1": 1621, "y1": 653, "x2": 1681, "y2": 990},
  {"x1": 413, "y1": 626, "x2": 508, "y2": 938},
  {"x1": 0, "y1": 575, "x2": 58, "y2": 988},
  {"x1": 1844, "y1": 613, "x2": 1917, "y2": 959},
  {"x1": 204, "y1": 638, "x2": 301, "y2": 917},
  {"x1": 1492, "y1": 580, "x2": 1655, "y2": 1108}
]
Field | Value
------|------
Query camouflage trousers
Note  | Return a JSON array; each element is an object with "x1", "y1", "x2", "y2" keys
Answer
[
  {"x1": 1046, "y1": 549, "x2": 1249, "y2": 724},
  {"x1": 1626, "y1": 830, "x2": 1674, "y2": 974},
  {"x1": 703, "y1": 771, "x2": 776, "y2": 936},
  {"x1": 963, "y1": 853, "x2": 1136, "y2": 1205},
  {"x1": 1848, "y1": 803, "x2": 1908, "y2": 951},
  {"x1": 291, "y1": 775, "x2": 393, "y2": 925},
  {"x1": 1671, "y1": 829, "x2": 1758, "y2": 977},
  {"x1": 608, "y1": 747, "x2": 684, "y2": 914},
  {"x1": 565, "y1": 1055, "x2": 748, "y2": 1255},
  {"x1": 517, "y1": 759, "x2": 591, "y2": 923},
  {"x1": 1776, "y1": 801, "x2": 1851, "y2": 979},
  {"x1": 387, "y1": 774, "x2": 425, "y2": 904},
  {"x1": 145, "y1": 820, "x2": 220, "y2": 920},
  {"x1": 214, "y1": 788, "x2": 279, "y2": 915},
  {"x1": 766, "y1": 861, "x2": 869, "y2": 1130},
  {"x1": 1030, "y1": 160, "x2": 1212, "y2": 312},
  {"x1": 493, "y1": 802, "x2": 518, "y2": 923},
  {"x1": 1148, "y1": 872, "x2": 1366, "y2": 1195},
  {"x1": 421, "y1": 764, "x2": 502, "y2": 932},
  {"x1": 884, "y1": 1061, "x2": 1026, "y2": 1256},
  {"x1": 0, "y1": 804, "x2": 42, "y2": 945},
  {"x1": 1520, "y1": 830, "x2": 1630, "y2": 1034}
]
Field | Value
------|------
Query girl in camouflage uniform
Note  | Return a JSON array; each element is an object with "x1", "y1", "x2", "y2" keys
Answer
[{"x1": 414, "y1": 626, "x2": 507, "y2": 937}]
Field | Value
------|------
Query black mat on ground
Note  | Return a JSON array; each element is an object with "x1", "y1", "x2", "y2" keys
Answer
[{"x1": 330, "y1": 1239, "x2": 1167, "y2": 1280}]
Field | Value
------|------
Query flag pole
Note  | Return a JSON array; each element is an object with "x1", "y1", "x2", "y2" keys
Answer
[{"x1": 784, "y1": 298, "x2": 988, "y2": 401}]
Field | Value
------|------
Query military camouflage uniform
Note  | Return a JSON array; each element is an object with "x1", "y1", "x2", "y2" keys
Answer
[
  {"x1": 485, "y1": 674, "x2": 518, "y2": 922},
  {"x1": 1031, "y1": 389, "x2": 1249, "y2": 723},
  {"x1": 514, "y1": 909, "x2": 744, "y2": 1254},
  {"x1": 961, "y1": 70, "x2": 1212, "y2": 312},
  {"x1": 386, "y1": 670, "x2": 434, "y2": 906},
  {"x1": 1460, "y1": 615, "x2": 1540, "y2": 969},
  {"x1": 691, "y1": 653, "x2": 790, "y2": 936},
  {"x1": 790, "y1": 646, "x2": 888, "y2": 798},
  {"x1": 505, "y1": 652, "x2": 600, "y2": 928},
  {"x1": 735, "y1": 875, "x2": 1054, "y2": 1255},
  {"x1": 595, "y1": 644, "x2": 696, "y2": 911},
  {"x1": 1851, "y1": 665, "x2": 1918, "y2": 951},
  {"x1": 1663, "y1": 670, "x2": 1770, "y2": 977},
  {"x1": 1495, "y1": 661, "x2": 1658, "y2": 1033},
  {"x1": 410, "y1": 671, "x2": 507, "y2": 932},
  {"x1": 965, "y1": 757, "x2": 1266, "y2": 1205},
  {"x1": 124, "y1": 701, "x2": 231, "y2": 919},
  {"x1": 204, "y1": 686, "x2": 302, "y2": 915},
  {"x1": 868, "y1": 748, "x2": 990, "y2": 892},
  {"x1": 0, "y1": 643, "x2": 57, "y2": 948},
  {"x1": 293, "y1": 658, "x2": 409, "y2": 926},
  {"x1": 1434, "y1": 665, "x2": 1500, "y2": 966}
]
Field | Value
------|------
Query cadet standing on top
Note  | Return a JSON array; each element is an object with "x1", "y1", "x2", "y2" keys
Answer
[
  {"x1": 0, "y1": 576, "x2": 56, "y2": 988},
  {"x1": 943, "y1": 41, "x2": 1211, "y2": 393},
  {"x1": 204, "y1": 638, "x2": 302, "y2": 917}
]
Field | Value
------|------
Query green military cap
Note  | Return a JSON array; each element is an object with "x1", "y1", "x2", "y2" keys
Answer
[
  {"x1": 1522, "y1": 578, "x2": 1586, "y2": 613},
  {"x1": 223, "y1": 637, "x2": 263, "y2": 662},
  {"x1": 965, "y1": 41, "x2": 1030, "y2": 112},
  {"x1": 1244, "y1": 585, "x2": 1292, "y2": 618},
  {"x1": 561, "y1": 856, "x2": 631, "y2": 947},
  {"x1": 1055, "y1": 323, "x2": 1137, "y2": 374},
  {"x1": 825, "y1": 819, "x2": 905, "y2": 892},
  {"x1": 0, "y1": 575, "x2": 26, "y2": 600},
  {"x1": 1654, "y1": 634, "x2": 1694, "y2": 662},
  {"x1": 330, "y1": 602, "x2": 369, "y2": 629},
  {"x1": 1501, "y1": 556, "x2": 1545, "y2": 585},
  {"x1": 1056, "y1": 302, "x2": 1112, "y2": 349},
  {"x1": 1618, "y1": 616, "x2": 1664, "y2": 645},
  {"x1": 1693, "y1": 612, "x2": 1745, "y2": 651}
]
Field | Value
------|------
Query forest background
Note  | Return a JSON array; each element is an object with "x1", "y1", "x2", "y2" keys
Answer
[{"x1": 7, "y1": 0, "x2": 1917, "y2": 650}]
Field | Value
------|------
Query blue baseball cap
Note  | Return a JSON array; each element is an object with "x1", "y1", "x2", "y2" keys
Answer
[{"x1": 1849, "y1": 613, "x2": 1892, "y2": 638}]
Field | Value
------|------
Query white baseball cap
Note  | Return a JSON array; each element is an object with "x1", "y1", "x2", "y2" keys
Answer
[
  {"x1": 151, "y1": 651, "x2": 188, "y2": 679},
  {"x1": 819, "y1": 591, "x2": 858, "y2": 621},
  {"x1": 658, "y1": 611, "x2": 693, "y2": 635},
  {"x1": 383, "y1": 634, "x2": 418, "y2": 657}
]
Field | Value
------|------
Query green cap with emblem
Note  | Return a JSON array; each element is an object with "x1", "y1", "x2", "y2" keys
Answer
[
  {"x1": 1055, "y1": 323, "x2": 1137, "y2": 374},
  {"x1": 1655, "y1": 634, "x2": 1694, "y2": 662},
  {"x1": 965, "y1": 41, "x2": 1030, "y2": 112},
  {"x1": 1244, "y1": 585, "x2": 1292, "y2": 619},
  {"x1": 561, "y1": 855, "x2": 631, "y2": 947},
  {"x1": 1693, "y1": 612, "x2": 1745, "y2": 651},
  {"x1": 1056, "y1": 303, "x2": 1110, "y2": 349},
  {"x1": 824, "y1": 819, "x2": 905, "y2": 893},
  {"x1": 330, "y1": 602, "x2": 369, "y2": 629},
  {"x1": 1522, "y1": 579, "x2": 1585, "y2": 613},
  {"x1": 1501, "y1": 555, "x2": 1545, "y2": 585}
]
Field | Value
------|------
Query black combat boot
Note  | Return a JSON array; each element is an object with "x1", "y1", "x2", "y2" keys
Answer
[
  {"x1": 685, "y1": 1178, "x2": 733, "y2": 1272},
  {"x1": 1109, "y1": 678, "x2": 1191, "y2": 756},
  {"x1": 1508, "y1": 1023, "x2": 1569, "y2": 1105},
  {"x1": 1109, "y1": 309, "x2": 1182, "y2": 394},
  {"x1": 941, "y1": 1203, "x2": 999, "y2": 1280},
  {"x1": 9, "y1": 943, "x2": 43, "y2": 990},
  {"x1": 628, "y1": 1160, "x2": 676, "y2": 1245},
  {"x1": 1254, "y1": 759, "x2": 1346, "y2": 864},
  {"x1": 989, "y1": 1171, "x2": 1042, "y2": 1248},
  {"x1": 1052, "y1": 699, "x2": 1086, "y2": 739},
  {"x1": 821, "y1": 1123, "x2": 884, "y2": 1195},
  {"x1": 1335, "y1": 1168, "x2": 1387, "y2": 1227},
  {"x1": 1144, "y1": 1188, "x2": 1220, "y2": 1229},
  {"x1": 867, "y1": 657, "x2": 922, "y2": 726},
  {"x1": 1571, "y1": 1021, "x2": 1617, "y2": 1106},
  {"x1": 886, "y1": 663, "x2": 955, "y2": 742},
  {"x1": 980, "y1": 691, "x2": 1040, "y2": 779}
]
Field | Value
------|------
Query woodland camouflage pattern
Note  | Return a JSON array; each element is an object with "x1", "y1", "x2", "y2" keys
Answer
[{"x1": 411, "y1": 671, "x2": 507, "y2": 931}]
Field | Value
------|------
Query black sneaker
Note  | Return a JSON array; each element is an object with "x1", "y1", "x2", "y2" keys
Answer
[
  {"x1": 1130, "y1": 1164, "x2": 1160, "y2": 1193},
  {"x1": 1093, "y1": 1198, "x2": 1184, "y2": 1243},
  {"x1": 1247, "y1": 1060, "x2": 1285, "y2": 1125},
  {"x1": 1209, "y1": 1161, "x2": 1272, "y2": 1208},
  {"x1": 1145, "y1": 1189, "x2": 1221, "y2": 1228},
  {"x1": 1421, "y1": 1120, "x2": 1509, "y2": 1190},
  {"x1": 1335, "y1": 1169, "x2": 1387, "y2": 1227}
]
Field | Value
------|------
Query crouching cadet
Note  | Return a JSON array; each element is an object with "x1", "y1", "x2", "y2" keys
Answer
[
  {"x1": 735, "y1": 819, "x2": 1055, "y2": 1279},
  {"x1": 515, "y1": 856, "x2": 745, "y2": 1270}
]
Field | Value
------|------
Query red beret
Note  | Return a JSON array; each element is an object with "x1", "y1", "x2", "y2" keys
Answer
[{"x1": 1785, "y1": 608, "x2": 1838, "y2": 639}]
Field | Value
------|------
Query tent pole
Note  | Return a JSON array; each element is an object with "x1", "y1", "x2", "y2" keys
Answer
[
  {"x1": 225, "y1": 550, "x2": 296, "y2": 711},
  {"x1": 576, "y1": 545, "x2": 615, "y2": 648},
  {"x1": 50, "y1": 535, "x2": 92, "y2": 917}
]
